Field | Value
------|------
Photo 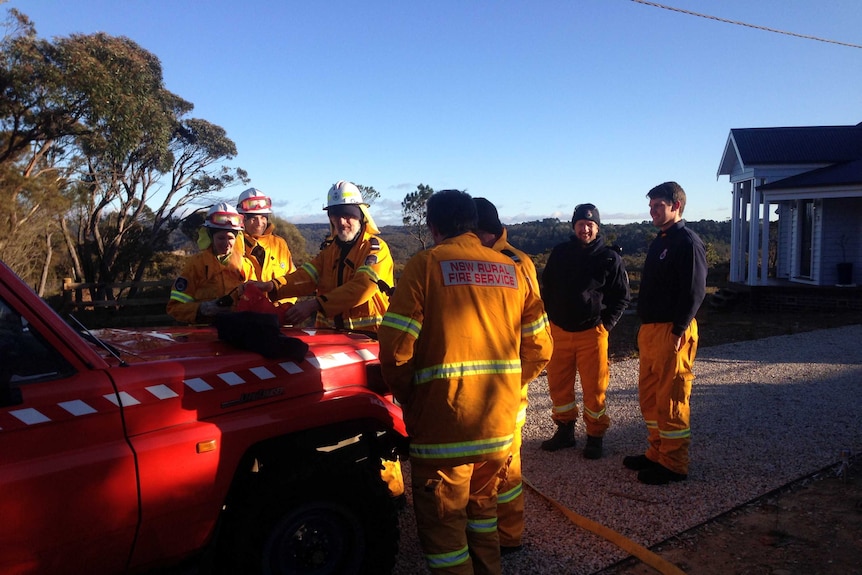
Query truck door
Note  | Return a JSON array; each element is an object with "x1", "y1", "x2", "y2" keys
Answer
[{"x1": 0, "y1": 294, "x2": 139, "y2": 574}]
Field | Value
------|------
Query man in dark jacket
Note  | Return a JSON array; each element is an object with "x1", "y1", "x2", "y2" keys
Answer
[
  {"x1": 624, "y1": 181, "x2": 706, "y2": 484},
  {"x1": 540, "y1": 203, "x2": 631, "y2": 459}
]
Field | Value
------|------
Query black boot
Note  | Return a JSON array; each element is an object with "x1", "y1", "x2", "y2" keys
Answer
[
  {"x1": 583, "y1": 435, "x2": 603, "y2": 460},
  {"x1": 540, "y1": 421, "x2": 577, "y2": 451}
]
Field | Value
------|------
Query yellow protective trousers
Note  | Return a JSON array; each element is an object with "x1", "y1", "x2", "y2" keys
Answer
[
  {"x1": 411, "y1": 454, "x2": 509, "y2": 575},
  {"x1": 636, "y1": 321, "x2": 699, "y2": 475},
  {"x1": 545, "y1": 323, "x2": 610, "y2": 437},
  {"x1": 495, "y1": 401, "x2": 526, "y2": 547}
]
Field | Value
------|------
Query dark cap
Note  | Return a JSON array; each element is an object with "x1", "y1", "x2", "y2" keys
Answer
[
  {"x1": 572, "y1": 203, "x2": 601, "y2": 226},
  {"x1": 474, "y1": 197, "x2": 503, "y2": 236}
]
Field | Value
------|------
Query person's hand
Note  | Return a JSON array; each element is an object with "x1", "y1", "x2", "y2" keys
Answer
[
  {"x1": 243, "y1": 280, "x2": 275, "y2": 295},
  {"x1": 199, "y1": 299, "x2": 231, "y2": 317},
  {"x1": 282, "y1": 298, "x2": 319, "y2": 326},
  {"x1": 671, "y1": 333, "x2": 682, "y2": 352}
]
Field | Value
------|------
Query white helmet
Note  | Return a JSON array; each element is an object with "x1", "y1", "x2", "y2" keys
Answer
[
  {"x1": 236, "y1": 187, "x2": 272, "y2": 215},
  {"x1": 323, "y1": 180, "x2": 380, "y2": 235},
  {"x1": 204, "y1": 202, "x2": 244, "y2": 231},
  {"x1": 325, "y1": 180, "x2": 366, "y2": 209}
]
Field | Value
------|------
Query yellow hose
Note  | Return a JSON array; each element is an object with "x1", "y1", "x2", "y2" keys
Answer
[{"x1": 522, "y1": 477, "x2": 686, "y2": 575}]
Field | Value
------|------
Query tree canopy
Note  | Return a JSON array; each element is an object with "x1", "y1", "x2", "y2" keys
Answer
[
  {"x1": 401, "y1": 183, "x2": 433, "y2": 251},
  {"x1": 0, "y1": 9, "x2": 247, "y2": 295}
]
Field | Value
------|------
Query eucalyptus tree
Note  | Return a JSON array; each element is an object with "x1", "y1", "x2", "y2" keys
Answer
[
  {"x1": 401, "y1": 183, "x2": 433, "y2": 251},
  {"x1": 0, "y1": 10, "x2": 85, "y2": 292},
  {"x1": 0, "y1": 10, "x2": 247, "y2": 297},
  {"x1": 357, "y1": 184, "x2": 379, "y2": 206}
]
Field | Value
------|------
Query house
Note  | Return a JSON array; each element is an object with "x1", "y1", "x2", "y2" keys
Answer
[{"x1": 717, "y1": 123, "x2": 862, "y2": 294}]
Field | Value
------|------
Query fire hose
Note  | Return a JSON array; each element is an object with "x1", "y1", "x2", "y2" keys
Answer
[{"x1": 522, "y1": 477, "x2": 686, "y2": 575}]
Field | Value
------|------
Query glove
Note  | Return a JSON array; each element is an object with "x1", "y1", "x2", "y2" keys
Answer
[{"x1": 199, "y1": 299, "x2": 230, "y2": 317}]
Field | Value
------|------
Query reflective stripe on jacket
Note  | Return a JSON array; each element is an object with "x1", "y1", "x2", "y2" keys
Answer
[{"x1": 378, "y1": 232, "x2": 553, "y2": 465}]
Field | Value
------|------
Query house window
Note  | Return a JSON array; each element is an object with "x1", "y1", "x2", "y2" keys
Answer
[{"x1": 798, "y1": 199, "x2": 814, "y2": 278}]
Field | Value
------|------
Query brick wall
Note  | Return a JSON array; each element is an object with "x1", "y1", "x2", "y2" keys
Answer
[{"x1": 746, "y1": 285, "x2": 862, "y2": 312}]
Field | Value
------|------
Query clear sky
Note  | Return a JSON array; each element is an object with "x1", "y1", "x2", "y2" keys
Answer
[{"x1": 6, "y1": 0, "x2": 862, "y2": 226}]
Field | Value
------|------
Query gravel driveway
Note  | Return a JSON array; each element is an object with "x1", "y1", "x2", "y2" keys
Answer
[{"x1": 392, "y1": 324, "x2": 862, "y2": 574}]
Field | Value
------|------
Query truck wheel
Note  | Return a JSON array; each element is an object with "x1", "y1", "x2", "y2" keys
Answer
[
  {"x1": 218, "y1": 460, "x2": 399, "y2": 575},
  {"x1": 262, "y1": 499, "x2": 364, "y2": 574}
]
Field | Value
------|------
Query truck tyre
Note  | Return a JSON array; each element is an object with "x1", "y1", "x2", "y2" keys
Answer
[
  {"x1": 262, "y1": 499, "x2": 364, "y2": 574},
  {"x1": 217, "y1": 458, "x2": 399, "y2": 575}
]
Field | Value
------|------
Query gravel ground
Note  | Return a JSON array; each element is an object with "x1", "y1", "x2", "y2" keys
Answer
[{"x1": 391, "y1": 324, "x2": 862, "y2": 574}]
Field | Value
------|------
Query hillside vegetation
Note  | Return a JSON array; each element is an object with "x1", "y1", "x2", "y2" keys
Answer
[{"x1": 294, "y1": 218, "x2": 732, "y2": 277}]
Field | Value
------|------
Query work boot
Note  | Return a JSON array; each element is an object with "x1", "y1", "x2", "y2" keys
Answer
[
  {"x1": 500, "y1": 544, "x2": 523, "y2": 556},
  {"x1": 540, "y1": 421, "x2": 576, "y2": 451},
  {"x1": 622, "y1": 454, "x2": 659, "y2": 471},
  {"x1": 637, "y1": 463, "x2": 688, "y2": 485},
  {"x1": 583, "y1": 435, "x2": 603, "y2": 460}
]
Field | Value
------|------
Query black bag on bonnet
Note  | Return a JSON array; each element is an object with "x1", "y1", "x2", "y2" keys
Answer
[{"x1": 214, "y1": 312, "x2": 308, "y2": 361}]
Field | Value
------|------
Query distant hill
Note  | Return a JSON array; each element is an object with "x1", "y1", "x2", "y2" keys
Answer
[{"x1": 293, "y1": 218, "x2": 732, "y2": 272}]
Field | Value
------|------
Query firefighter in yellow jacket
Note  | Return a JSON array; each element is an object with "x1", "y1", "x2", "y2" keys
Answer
[
  {"x1": 257, "y1": 181, "x2": 402, "y2": 498},
  {"x1": 235, "y1": 187, "x2": 297, "y2": 306},
  {"x1": 473, "y1": 197, "x2": 549, "y2": 557},
  {"x1": 167, "y1": 203, "x2": 256, "y2": 324},
  {"x1": 378, "y1": 190, "x2": 553, "y2": 575},
  {"x1": 268, "y1": 181, "x2": 393, "y2": 332}
]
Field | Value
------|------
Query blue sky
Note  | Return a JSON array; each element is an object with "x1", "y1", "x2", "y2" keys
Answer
[{"x1": 7, "y1": 0, "x2": 862, "y2": 226}]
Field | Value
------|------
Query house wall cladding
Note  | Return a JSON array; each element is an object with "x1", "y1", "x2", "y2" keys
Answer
[{"x1": 819, "y1": 198, "x2": 861, "y2": 285}]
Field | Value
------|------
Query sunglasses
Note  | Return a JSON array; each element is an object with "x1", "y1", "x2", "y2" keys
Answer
[
  {"x1": 239, "y1": 197, "x2": 272, "y2": 211},
  {"x1": 208, "y1": 212, "x2": 244, "y2": 228}
]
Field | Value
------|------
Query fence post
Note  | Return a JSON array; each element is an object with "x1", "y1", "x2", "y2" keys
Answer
[{"x1": 62, "y1": 278, "x2": 75, "y2": 313}]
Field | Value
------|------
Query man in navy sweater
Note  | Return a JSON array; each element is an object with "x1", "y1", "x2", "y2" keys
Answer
[{"x1": 624, "y1": 181, "x2": 707, "y2": 485}]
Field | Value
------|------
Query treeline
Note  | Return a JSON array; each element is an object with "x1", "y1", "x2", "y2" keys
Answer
[{"x1": 294, "y1": 218, "x2": 732, "y2": 274}]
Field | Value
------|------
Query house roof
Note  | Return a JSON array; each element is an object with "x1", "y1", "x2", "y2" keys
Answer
[
  {"x1": 717, "y1": 123, "x2": 862, "y2": 177},
  {"x1": 759, "y1": 157, "x2": 862, "y2": 190}
]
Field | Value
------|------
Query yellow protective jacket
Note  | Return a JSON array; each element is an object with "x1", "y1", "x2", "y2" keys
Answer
[
  {"x1": 167, "y1": 248, "x2": 256, "y2": 324},
  {"x1": 239, "y1": 223, "x2": 297, "y2": 306},
  {"x1": 493, "y1": 229, "x2": 544, "y2": 332},
  {"x1": 378, "y1": 232, "x2": 553, "y2": 466},
  {"x1": 275, "y1": 224, "x2": 393, "y2": 332},
  {"x1": 492, "y1": 228, "x2": 548, "y2": 419}
]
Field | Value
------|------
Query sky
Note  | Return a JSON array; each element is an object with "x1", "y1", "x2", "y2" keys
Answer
[{"x1": 5, "y1": 0, "x2": 862, "y2": 226}]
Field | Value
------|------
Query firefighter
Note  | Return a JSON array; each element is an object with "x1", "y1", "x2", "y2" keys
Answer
[
  {"x1": 254, "y1": 180, "x2": 403, "y2": 498},
  {"x1": 473, "y1": 197, "x2": 548, "y2": 556},
  {"x1": 378, "y1": 190, "x2": 553, "y2": 575},
  {"x1": 540, "y1": 203, "x2": 631, "y2": 459},
  {"x1": 167, "y1": 203, "x2": 256, "y2": 324},
  {"x1": 268, "y1": 180, "x2": 394, "y2": 333},
  {"x1": 624, "y1": 181, "x2": 707, "y2": 484},
  {"x1": 235, "y1": 187, "x2": 297, "y2": 306}
]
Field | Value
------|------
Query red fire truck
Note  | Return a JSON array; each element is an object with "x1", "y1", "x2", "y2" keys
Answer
[{"x1": 0, "y1": 260, "x2": 407, "y2": 574}]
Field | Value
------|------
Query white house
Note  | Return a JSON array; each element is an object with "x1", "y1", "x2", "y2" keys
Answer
[{"x1": 717, "y1": 123, "x2": 861, "y2": 288}]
